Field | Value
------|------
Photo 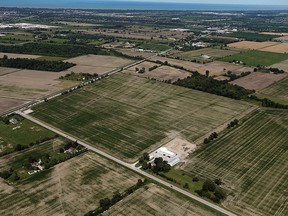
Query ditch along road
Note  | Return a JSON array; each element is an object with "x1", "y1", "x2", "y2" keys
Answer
[{"x1": 17, "y1": 111, "x2": 237, "y2": 216}]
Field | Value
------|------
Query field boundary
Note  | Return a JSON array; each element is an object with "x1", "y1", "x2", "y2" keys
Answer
[{"x1": 193, "y1": 105, "x2": 259, "y2": 145}]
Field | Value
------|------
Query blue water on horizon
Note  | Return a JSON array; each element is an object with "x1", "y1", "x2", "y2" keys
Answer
[{"x1": 1, "y1": 1, "x2": 288, "y2": 10}]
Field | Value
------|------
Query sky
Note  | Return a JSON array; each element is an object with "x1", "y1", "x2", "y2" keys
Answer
[{"x1": 113, "y1": 0, "x2": 288, "y2": 5}]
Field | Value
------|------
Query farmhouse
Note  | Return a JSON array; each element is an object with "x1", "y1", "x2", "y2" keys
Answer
[{"x1": 9, "y1": 118, "x2": 18, "y2": 125}]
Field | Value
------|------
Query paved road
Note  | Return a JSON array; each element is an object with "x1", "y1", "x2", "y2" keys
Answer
[{"x1": 18, "y1": 111, "x2": 237, "y2": 216}]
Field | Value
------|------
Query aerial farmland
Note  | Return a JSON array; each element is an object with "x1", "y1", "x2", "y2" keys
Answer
[{"x1": 0, "y1": 6, "x2": 288, "y2": 216}]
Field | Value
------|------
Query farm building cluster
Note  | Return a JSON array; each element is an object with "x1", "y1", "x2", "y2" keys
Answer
[{"x1": 150, "y1": 147, "x2": 180, "y2": 167}]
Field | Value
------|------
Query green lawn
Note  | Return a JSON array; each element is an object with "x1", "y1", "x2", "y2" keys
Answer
[
  {"x1": 174, "y1": 47, "x2": 239, "y2": 61},
  {"x1": 183, "y1": 109, "x2": 288, "y2": 216},
  {"x1": 224, "y1": 32, "x2": 278, "y2": 42},
  {"x1": 36, "y1": 56, "x2": 67, "y2": 61},
  {"x1": 220, "y1": 50, "x2": 288, "y2": 67},
  {"x1": 165, "y1": 168, "x2": 203, "y2": 191},
  {"x1": 0, "y1": 117, "x2": 56, "y2": 155},
  {"x1": 138, "y1": 42, "x2": 171, "y2": 51},
  {"x1": 32, "y1": 73, "x2": 251, "y2": 161},
  {"x1": 1, "y1": 34, "x2": 34, "y2": 41}
]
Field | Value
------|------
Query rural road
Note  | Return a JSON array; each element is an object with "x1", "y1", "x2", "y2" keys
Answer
[
  {"x1": 18, "y1": 111, "x2": 237, "y2": 216},
  {"x1": 1, "y1": 48, "x2": 171, "y2": 117}
]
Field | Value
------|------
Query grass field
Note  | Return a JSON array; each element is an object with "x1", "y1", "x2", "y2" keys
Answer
[
  {"x1": 37, "y1": 56, "x2": 67, "y2": 61},
  {"x1": 183, "y1": 109, "x2": 288, "y2": 216},
  {"x1": 225, "y1": 32, "x2": 278, "y2": 42},
  {"x1": 174, "y1": 48, "x2": 239, "y2": 61},
  {"x1": 0, "y1": 151, "x2": 141, "y2": 216},
  {"x1": 220, "y1": 50, "x2": 288, "y2": 67},
  {"x1": 104, "y1": 183, "x2": 225, "y2": 216},
  {"x1": 257, "y1": 77, "x2": 288, "y2": 104},
  {"x1": 0, "y1": 118, "x2": 56, "y2": 155},
  {"x1": 138, "y1": 42, "x2": 171, "y2": 51},
  {"x1": 32, "y1": 73, "x2": 251, "y2": 161}
]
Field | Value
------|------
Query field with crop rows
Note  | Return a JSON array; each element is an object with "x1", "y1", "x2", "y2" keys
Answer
[
  {"x1": 104, "y1": 183, "x2": 224, "y2": 216},
  {"x1": 257, "y1": 77, "x2": 288, "y2": 104},
  {"x1": 0, "y1": 151, "x2": 141, "y2": 216},
  {"x1": 220, "y1": 50, "x2": 288, "y2": 67},
  {"x1": 33, "y1": 73, "x2": 251, "y2": 160},
  {"x1": 183, "y1": 109, "x2": 288, "y2": 216}
]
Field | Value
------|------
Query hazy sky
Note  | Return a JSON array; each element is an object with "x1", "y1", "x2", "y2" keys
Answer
[{"x1": 114, "y1": 0, "x2": 288, "y2": 5}]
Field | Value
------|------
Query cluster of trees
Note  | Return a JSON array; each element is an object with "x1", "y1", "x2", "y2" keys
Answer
[
  {"x1": 0, "y1": 43, "x2": 109, "y2": 58},
  {"x1": 268, "y1": 67, "x2": 285, "y2": 74},
  {"x1": 174, "y1": 72, "x2": 254, "y2": 100},
  {"x1": 149, "y1": 65, "x2": 159, "y2": 71},
  {"x1": 0, "y1": 168, "x2": 20, "y2": 181},
  {"x1": 0, "y1": 57, "x2": 75, "y2": 72},
  {"x1": 13, "y1": 136, "x2": 55, "y2": 153},
  {"x1": 141, "y1": 157, "x2": 171, "y2": 174},
  {"x1": 195, "y1": 179, "x2": 227, "y2": 203},
  {"x1": 249, "y1": 95, "x2": 288, "y2": 109},
  {"x1": 85, "y1": 179, "x2": 146, "y2": 216},
  {"x1": 138, "y1": 152, "x2": 150, "y2": 164},
  {"x1": 135, "y1": 67, "x2": 146, "y2": 73},
  {"x1": 59, "y1": 72, "x2": 99, "y2": 81},
  {"x1": 227, "y1": 119, "x2": 239, "y2": 129},
  {"x1": 59, "y1": 141, "x2": 81, "y2": 153},
  {"x1": 0, "y1": 42, "x2": 142, "y2": 61},
  {"x1": 262, "y1": 98, "x2": 288, "y2": 109},
  {"x1": 225, "y1": 71, "x2": 251, "y2": 81},
  {"x1": 0, "y1": 116, "x2": 10, "y2": 125},
  {"x1": 204, "y1": 132, "x2": 218, "y2": 144},
  {"x1": 0, "y1": 114, "x2": 23, "y2": 125}
]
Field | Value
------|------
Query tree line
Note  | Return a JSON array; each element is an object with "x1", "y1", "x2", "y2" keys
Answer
[
  {"x1": 85, "y1": 179, "x2": 147, "y2": 216},
  {"x1": 0, "y1": 57, "x2": 75, "y2": 72},
  {"x1": 0, "y1": 43, "x2": 108, "y2": 58},
  {"x1": 174, "y1": 72, "x2": 254, "y2": 100},
  {"x1": 249, "y1": 95, "x2": 288, "y2": 109},
  {"x1": 195, "y1": 179, "x2": 227, "y2": 203}
]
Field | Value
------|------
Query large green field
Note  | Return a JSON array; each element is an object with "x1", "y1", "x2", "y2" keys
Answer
[
  {"x1": 33, "y1": 73, "x2": 251, "y2": 161},
  {"x1": 174, "y1": 47, "x2": 239, "y2": 61},
  {"x1": 183, "y1": 109, "x2": 288, "y2": 216},
  {"x1": 138, "y1": 42, "x2": 171, "y2": 51},
  {"x1": 257, "y1": 77, "x2": 288, "y2": 104},
  {"x1": 0, "y1": 117, "x2": 56, "y2": 155},
  {"x1": 224, "y1": 32, "x2": 278, "y2": 42},
  {"x1": 220, "y1": 50, "x2": 288, "y2": 67}
]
